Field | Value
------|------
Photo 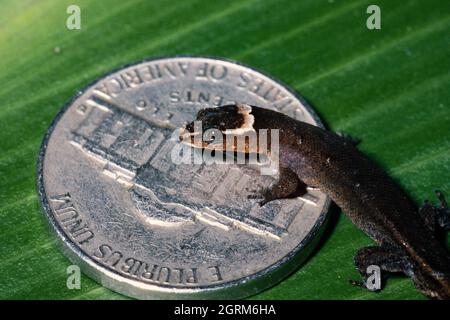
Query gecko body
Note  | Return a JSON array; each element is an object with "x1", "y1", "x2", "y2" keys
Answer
[{"x1": 179, "y1": 104, "x2": 450, "y2": 299}]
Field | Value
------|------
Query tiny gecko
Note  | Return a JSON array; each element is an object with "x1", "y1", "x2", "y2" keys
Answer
[{"x1": 179, "y1": 104, "x2": 450, "y2": 299}]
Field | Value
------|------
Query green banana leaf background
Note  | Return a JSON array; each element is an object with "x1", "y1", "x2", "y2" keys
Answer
[{"x1": 0, "y1": 0, "x2": 449, "y2": 300}]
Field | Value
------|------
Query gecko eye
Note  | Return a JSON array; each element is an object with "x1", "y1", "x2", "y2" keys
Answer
[{"x1": 185, "y1": 121, "x2": 195, "y2": 133}]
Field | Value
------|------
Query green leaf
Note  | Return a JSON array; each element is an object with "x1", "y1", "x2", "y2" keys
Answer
[{"x1": 0, "y1": 0, "x2": 448, "y2": 299}]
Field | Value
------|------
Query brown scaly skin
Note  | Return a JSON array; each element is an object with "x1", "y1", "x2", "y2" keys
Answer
[{"x1": 181, "y1": 104, "x2": 450, "y2": 299}]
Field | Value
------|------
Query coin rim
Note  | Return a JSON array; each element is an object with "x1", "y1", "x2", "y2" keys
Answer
[{"x1": 36, "y1": 56, "x2": 331, "y2": 299}]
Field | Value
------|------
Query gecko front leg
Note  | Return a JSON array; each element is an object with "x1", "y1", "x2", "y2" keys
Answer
[{"x1": 247, "y1": 166, "x2": 307, "y2": 206}]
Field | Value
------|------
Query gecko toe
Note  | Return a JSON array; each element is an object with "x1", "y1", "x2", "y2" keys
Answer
[
  {"x1": 420, "y1": 190, "x2": 450, "y2": 232},
  {"x1": 246, "y1": 187, "x2": 273, "y2": 206},
  {"x1": 435, "y1": 190, "x2": 448, "y2": 209}
]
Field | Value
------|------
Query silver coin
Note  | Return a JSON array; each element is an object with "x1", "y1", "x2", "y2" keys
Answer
[{"x1": 37, "y1": 57, "x2": 331, "y2": 299}]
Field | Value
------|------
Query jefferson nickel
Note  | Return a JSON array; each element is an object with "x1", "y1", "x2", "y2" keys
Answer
[{"x1": 37, "y1": 57, "x2": 330, "y2": 299}]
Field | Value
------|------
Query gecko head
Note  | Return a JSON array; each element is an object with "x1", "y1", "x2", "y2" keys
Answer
[{"x1": 179, "y1": 104, "x2": 261, "y2": 153}]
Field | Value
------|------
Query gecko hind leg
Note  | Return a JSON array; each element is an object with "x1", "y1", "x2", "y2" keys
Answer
[
  {"x1": 351, "y1": 245, "x2": 411, "y2": 291},
  {"x1": 419, "y1": 190, "x2": 450, "y2": 242},
  {"x1": 247, "y1": 166, "x2": 307, "y2": 206}
]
